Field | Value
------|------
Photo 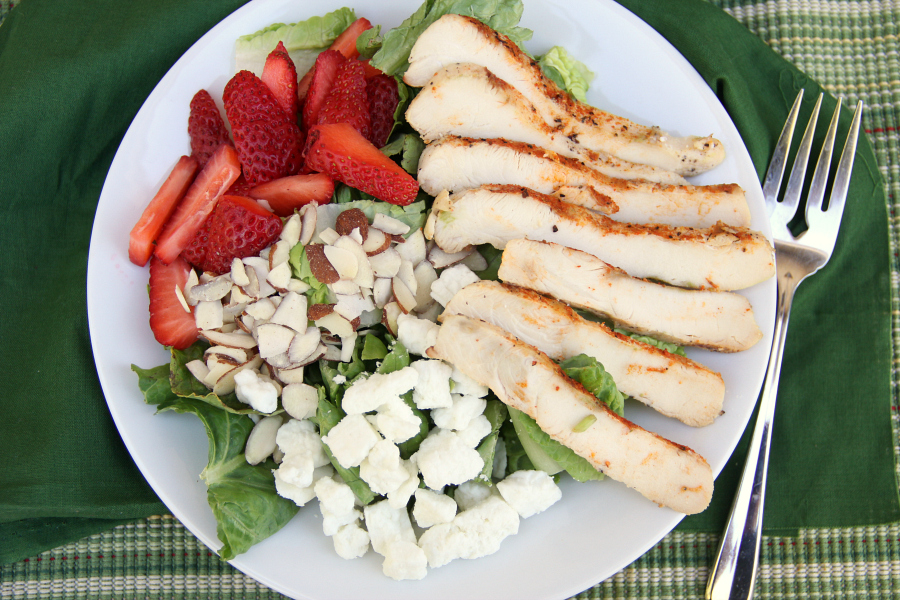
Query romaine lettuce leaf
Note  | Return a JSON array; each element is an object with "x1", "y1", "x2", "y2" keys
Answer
[
  {"x1": 133, "y1": 365, "x2": 299, "y2": 560},
  {"x1": 558, "y1": 354, "x2": 624, "y2": 417},
  {"x1": 537, "y1": 45, "x2": 595, "y2": 102},
  {"x1": 288, "y1": 243, "x2": 333, "y2": 306},
  {"x1": 613, "y1": 326, "x2": 687, "y2": 357},
  {"x1": 508, "y1": 407, "x2": 602, "y2": 482},
  {"x1": 234, "y1": 8, "x2": 357, "y2": 76},
  {"x1": 475, "y1": 398, "x2": 508, "y2": 482},
  {"x1": 368, "y1": 0, "x2": 533, "y2": 76}
]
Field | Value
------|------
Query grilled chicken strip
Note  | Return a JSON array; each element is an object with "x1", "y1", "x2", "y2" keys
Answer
[
  {"x1": 418, "y1": 136, "x2": 750, "y2": 228},
  {"x1": 443, "y1": 280, "x2": 725, "y2": 426},
  {"x1": 429, "y1": 314, "x2": 714, "y2": 514},
  {"x1": 404, "y1": 14, "x2": 725, "y2": 176},
  {"x1": 406, "y1": 63, "x2": 687, "y2": 185},
  {"x1": 498, "y1": 240, "x2": 763, "y2": 352},
  {"x1": 430, "y1": 184, "x2": 775, "y2": 291}
]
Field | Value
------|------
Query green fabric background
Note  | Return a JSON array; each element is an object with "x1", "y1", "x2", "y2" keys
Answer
[{"x1": 0, "y1": 0, "x2": 895, "y2": 566}]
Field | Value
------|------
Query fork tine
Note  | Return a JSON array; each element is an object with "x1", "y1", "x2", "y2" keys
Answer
[
  {"x1": 763, "y1": 90, "x2": 804, "y2": 214},
  {"x1": 804, "y1": 98, "x2": 842, "y2": 218}
]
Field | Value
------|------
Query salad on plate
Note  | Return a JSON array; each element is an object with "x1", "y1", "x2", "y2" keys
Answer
[{"x1": 125, "y1": 0, "x2": 773, "y2": 584}]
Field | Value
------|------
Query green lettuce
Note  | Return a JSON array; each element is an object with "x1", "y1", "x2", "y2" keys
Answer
[
  {"x1": 475, "y1": 398, "x2": 509, "y2": 482},
  {"x1": 133, "y1": 364, "x2": 299, "y2": 560},
  {"x1": 613, "y1": 326, "x2": 687, "y2": 357},
  {"x1": 558, "y1": 354, "x2": 624, "y2": 417},
  {"x1": 316, "y1": 199, "x2": 428, "y2": 235},
  {"x1": 288, "y1": 243, "x2": 333, "y2": 306},
  {"x1": 368, "y1": 0, "x2": 533, "y2": 76},
  {"x1": 537, "y1": 46, "x2": 595, "y2": 102},
  {"x1": 234, "y1": 8, "x2": 357, "y2": 76}
]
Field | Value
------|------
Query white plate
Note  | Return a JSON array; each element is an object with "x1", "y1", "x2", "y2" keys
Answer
[{"x1": 87, "y1": 1, "x2": 775, "y2": 598}]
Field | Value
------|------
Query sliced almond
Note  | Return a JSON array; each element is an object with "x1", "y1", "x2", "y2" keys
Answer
[
  {"x1": 315, "y1": 311, "x2": 355, "y2": 338},
  {"x1": 245, "y1": 415, "x2": 284, "y2": 465},
  {"x1": 268, "y1": 241, "x2": 291, "y2": 269},
  {"x1": 322, "y1": 344, "x2": 342, "y2": 362},
  {"x1": 187, "y1": 277, "x2": 232, "y2": 305},
  {"x1": 305, "y1": 243, "x2": 340, "y2": 284},
  {"x1": 245, "y1": 298, "x2": 277, "y2": 322},
  {"x1": 256, "y1": 323, "x2": 296, "y2": 359},
  {"x1": 299, "y1": 203, "x2": 318, "y2": 246},
  {"x1": 277, "y1": 365, "x2": 306, "y2": 385},
  {"x1": 428, "y1": 243, "x2": 473, "y2": 269},
  {"x1": 269, "y1": 291, "x2": 308, "y2": 332},
  {"x1": 185, "y1": 360, "x2": 211, "y2": 387},
  {"x1": 396, "y1": 228, "x2": 426, "y2": 266},
  {"x1": 243, "y1": 256, "x2": 276, "y2": 298},
  {"x1": 392, "y1": 277, "x2": 417, "y2": 314},
  {"x1": 336, "y1": 208, "x2": 369, "y2": 241},
  {"x1": 397, "y1": 258, "x2": 418, "y2": 296},
  {"x1": 293, "y1": 343, "x2": 327, "y2": 367},
  {"x1": 318, "y1": 227, "x2": 341, "y2": 245},
  {"x1": 200, "y1": 329, "x2": 258, "y2": 350},
  {"x1": 331, "y1": 279, "x2": 360, "y2": 296},
  {"x1": 372, "y1": 213, "x2": 410, "y2": 236},
  {"x1": 265, "y1": 351, "x2": 294, "y2": 369},
  {"x1": 288, "y1": 327, "x2": 322, "y2": 364},
  {"x1": 230, "y1": 284, "x2": 252, "y2": 305},
  {"x1": 334, "y1": 293, "x2": 376, "y2": 322},
  {"x1": 204, "y1": 361, "x2": 235, "y2": 389},
  {"x1": 175, "y1": 284, "x2": 192, "y2": 312},
  {"x1": 286, "y1": 279, "x2": 311, "y2": 294},
  {"x1": 333, "y1": 235, "x2": 374, "y2": 288},
  {"x1": 205, "y1": 345, "x2": 249, "y2": 364},
  {"x1": 185, "y1": 268, "x2": 200, "y2": 295},
  {"x1": 362, "y1": 227, "x2": 391, "y2": 256},
  {"x1": 213, "y1": 355, "x2": 263, "y2": 396},
  {"x1": 308, "y1": 303, "x2": 335, "y2": 320},
  {"x1": 207, "y1": 352, "x2": 241, "y2": 370},
  {"x1": 372, "y1": 277, "x2": 393, "y2": 308},
  {"x1": 382, "y1": 301, "x2": 402, "y2": 336},
  {"x1": 413, "y1": 261, "x2": 438, "y2": 308},
  {"x1": 281, "y1": 383, "x2": 318, "y2": 420},
  {"x1": 281, "y1": 213, "x2": 302, "y2": 248},
  {"x1": 369, "y1": 246, "x2": 401, "y2": 278},
  {"x1": 236, "y1": 314, "x2": 254, "y2": 335},
  {"x1": 460, "y1": 249, "x2": 488, "y2": 272},
  {"x1": 323, "y1": 244, "x2": 358, "y2": 281},
  {"x1": 267, "y1": 261, "x2": 292, "y2": 291},
  {"x1": 340, "y1": 333, "x2": 358, "y2": 363},
  {"x1": 219, "y1": 323, "x2": 238, "y2": 333},
  {"x1": 241, "y1": 263, "x2": 261, "y2": 299}
]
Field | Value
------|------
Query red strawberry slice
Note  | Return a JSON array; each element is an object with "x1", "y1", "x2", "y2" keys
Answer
[
  {"x1": 366, "y1": 74, "x2": 400, "y2": 148},
  {"x1": 261, "y1": 41, "x2": 299, "y2": 122},
  {"x1": 302, "y1": 50, "x2": 345, "y2": 131},
  {"x1": 224, "y1": 70, "x2": 304, "y2": 186},
  {"x1": 248, "y1": 173, "x2": 335, "y2": 217},
  {"x1": 180, "y1": 216, "x2": 211, "y2": 270},
  {"x1": 188, "y1": 90, "x2": 231, "y2": 168},
  {"x1": 316, "y1": 59, "x2": 371, "y2": 140},
  {"x1": 148, "y1": 255, "x2": 198, "y2": 350},
  {"x1": 226, "y1": 173, "x2": 254, "y2": 197},
  {"x1": 297, "y1": 17, "x2": 373, "y2": 102},
  {"x1": 129, "y1": 155, "x2": 199, "y2": 267},
  {"x1": 154, "y1": 144, "x2": 242, "y2": 264},
  {"x1": 203, "y1": 195, "x2": 284, "y2": 274},
  {"x1": 303, "y1": 123, "x2": 419, "y2": 206}
]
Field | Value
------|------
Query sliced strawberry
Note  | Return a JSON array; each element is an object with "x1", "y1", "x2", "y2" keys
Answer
[
  {"x1": 180, "y1": 216, "x2": 211, "y2": 270},
  {"x1": 154, "y1": 144, "x2": 242, "y2": 264},
  {"x1": 129, "y1": 155, "x2": 199, "y2": 267},
  {"x1": 317, "y1": 59, "x2": 371, "y2": 140},
  {"x1": 297, "y1": 18, "x2": 373, "y2": 102},
  {"x1": 302, "y1": 50, "x2": 345, "y2": 131},
  {"x1": 224, "y1": 70, "x2": 304, "y2": 186},
  {"x1": 203, "y1": 195, "x2": 284, "y2": 274},
  {"x1": 148, "y1": 255, "x2": 198, "y2": 350},
  {"x1": 226, "y1": 173, "x2": 254, "y2": 196},
  {"x1": 303, "y1": 123, "x2": 419, "y2": 206},
  {"x1": 248, "y1": 173, "x2": 335, "y2": 217},
  {"x1": 261, "y1": 41, "x2": 299, "y2": 122},
  {"x1": 366, "y1": 74, "x2": 400, "y2": 148},
  {"x1": 188, "y1": 90, "x2": 231, "y2": 168}
]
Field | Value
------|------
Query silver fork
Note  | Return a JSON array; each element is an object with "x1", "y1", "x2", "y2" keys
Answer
[{"x1": 705, "y1": 90, "x2": 864, "y2": 600}]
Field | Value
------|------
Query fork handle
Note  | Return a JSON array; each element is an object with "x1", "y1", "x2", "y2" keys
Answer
[{"x1": 705, "y1": 271, "x2": 800, "y2": 600}]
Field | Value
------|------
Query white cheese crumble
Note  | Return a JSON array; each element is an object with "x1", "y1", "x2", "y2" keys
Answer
[
  {"x1": 496, "y1": 470, "x2": 563, "y2": 518},
  {"x1": 233, "y1": 368, "x2": 278, "y2": 413},
  {"x1": 415, "y1": 428, "x2": 484, "y2": 490},
  {"x1": 413, "y1": 488, "x2": 457, "y2": 528},
  {"x1": 322, "y1": 413, "x2": 381, "y2": 469},
  {"x1": 341, "y1": 367, "x2": 418, "y2": 414}
]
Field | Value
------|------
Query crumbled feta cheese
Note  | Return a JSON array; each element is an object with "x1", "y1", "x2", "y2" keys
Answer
[
  {"x1": 431, "y1": 394, "x2": 487, "y2": 431},
  {"x1": 456, "y1": 414, "x2": 492, "y2": 448},
  {"x1": 430, "y1": 263, "x2": 480, "y2": 306},
  {"x1": 234, "y1": 368, "x2": 278, "y2": 413},
  {"x1": 315, "y1": 477, "x2": 362, "y2": 536},
  {"x1": 341, "y1": 366, "x2": 418, "y2": 414},
  {"x1": 417, "y1": 495, "x2": 520, "y2": 568},
  {"x1": 496, "y1": 470, "x2": 562, "y2": 518},
  {"x1": 332, "y1": 374, "x2": 347, "y2": 385},
  {"x1": 396, "y1": 313, "x2": 440, "y2": 356},
  {"x1": 322, "y1": 414, "x2": 381, "y2": 469},
  {"x1": 455, "y1": 480, "x2": 494, "y2": 511},
  {"x1": 382, "y1": 540, "x2": 428, "y2": 581},
  {"x1": 274, "y1": 419, "x2": 330, "y2": 490},
  {"x1": 387, "y1": 455, "x2": 419, "y2": 510},
  {"x1": 413, "y1": 488, "x2": 457, "y2": 528},
  {"x1": 332, "y1": 522, "x2": 370, "y2": 560},
  {"x1": 449, "y1": 365, "x2": 489, "y2": 398},
  {"x1": 416, "y1": 429, "x2": 484, "y2": 490},
  {"x1": 411, "y1": 359, "x2": 453, "y2": 409},
  {"x1": 375, "y1": 396, "x2": 422, "y2": 443},
  {"x1": 359, "y1": 439, "x2": 411, "y2": 495},
  {"x1": 273, "y1": 464, "x2": 333, "y2": 506},
  {"x1": 363, "y1": 499, "x2": 416, "y2": 556}
]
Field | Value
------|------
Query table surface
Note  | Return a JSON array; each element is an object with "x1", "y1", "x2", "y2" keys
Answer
[{"x1": 2, "y1": 0, "x2": 900, "y2": 598}]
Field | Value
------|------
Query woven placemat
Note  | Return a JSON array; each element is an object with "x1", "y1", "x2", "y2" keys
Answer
[{"x1": 2, "y1": 0, "x2": 899, "y2": 598}]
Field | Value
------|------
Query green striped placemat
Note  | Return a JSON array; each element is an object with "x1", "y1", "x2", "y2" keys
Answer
[{"x1": 2, "y1": 0, "x2": 900, "y2": 598}]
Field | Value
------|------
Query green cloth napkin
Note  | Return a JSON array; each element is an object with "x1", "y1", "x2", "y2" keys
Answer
[{"x1": 0, "y1": 0, "x2": 895, "y2": 566}]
